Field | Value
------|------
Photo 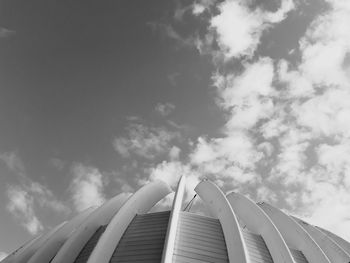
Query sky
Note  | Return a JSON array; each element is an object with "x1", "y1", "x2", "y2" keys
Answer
[{"x1": 1, "y1": 0, "x2": 350, "y2": 258}]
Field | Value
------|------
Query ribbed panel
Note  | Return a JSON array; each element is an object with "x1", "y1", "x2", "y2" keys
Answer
[
  {"x1": 173, "y1": 212, "x2": 229, "y2": 263},
  {"x1": 241, "y1": 229, "x2": 273, "y2": 263},
  {"x1": 73, "y1": 225, "x2": 106, "y2": 263},
  {"x1": 289, "y1": 248, "x2": 308, "y2": 263},
  {"x1": 110, "y1": 211, "x2": 170, "y2": 263}
]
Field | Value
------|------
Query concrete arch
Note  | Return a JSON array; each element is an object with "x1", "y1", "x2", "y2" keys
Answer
[
  {"x1": 2, "y1": 222, "x2": 66, "y2": 263},
  {"x1": 258, "y1": 202, "x2": 330, "y2": 263},
  {"x1": 51, "y1": 193, "x2": 131, "y2": 263},
  {"x1": 195, "y1": 181, "x2": 248, "y2": 263},
  {"x1": 227, "y1": 193, "x2": 295, "y2": 263},
  {"x1": 1, "y1": 234, "x2": 42, "y2": 263},
  {"x1": 27, "y1": 207, "x2": 95, "y2": 263},
  {"x1": 87, "y1": 180, "x2": 172, "y2": 263},
  {"x1": 161, "y1": 175, "x2": 186, "y2": 263},
  {"x1": 317, "y1": 226, "x2": 350, "y2": 256},
  {"x1": 293, "y1": 217, "x2": 350, "y2": 263}
]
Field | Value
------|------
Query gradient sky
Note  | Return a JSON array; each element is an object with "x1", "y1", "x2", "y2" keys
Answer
[{"x1": 1, "y1": 0, "x2": 350, "y2": 258}]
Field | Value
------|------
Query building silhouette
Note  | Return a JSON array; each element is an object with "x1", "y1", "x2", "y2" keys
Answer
[{"x1": 2, "y1": 176, "x2": 350, "y2": 263}]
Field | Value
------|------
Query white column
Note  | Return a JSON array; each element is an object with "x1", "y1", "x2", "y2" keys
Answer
[
  {"x1": 227, "y1": 192, "x2": 295, "y2": 263},
  {"x1": 27, "y1": 207, "x2": 96, "y2": 263},
  {"x1": 258, "y1": 202, "x2": 330, "y2": 263},
  {"x1": 3, "y1": 222, "x2": 66, "y2": 263},
  {"x1": 161, "y1": 175, "x2": 186, "y2": 263},
  {"x1": 87, "y1": 180, "x2": 172, "y2": 263},
  {"x1": 195, "y1": 180, "x2": 249, "y2": 263},
  {"x1": 51, "y1": 193, "x2": 131, "y2": 263}
]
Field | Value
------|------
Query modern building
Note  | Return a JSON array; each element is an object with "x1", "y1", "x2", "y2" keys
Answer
[{"x1": 2, "y1": 176, "x2": 350, "y2": 263}]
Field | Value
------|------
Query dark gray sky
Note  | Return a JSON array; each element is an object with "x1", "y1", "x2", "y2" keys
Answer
[{"x1": 1, "y1": 0, "x2": 350, "y2": 257}]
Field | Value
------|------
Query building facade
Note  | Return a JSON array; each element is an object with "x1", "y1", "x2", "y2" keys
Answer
[{"x1": 2, "y1": 176, "x2": 350, "y2": 263}]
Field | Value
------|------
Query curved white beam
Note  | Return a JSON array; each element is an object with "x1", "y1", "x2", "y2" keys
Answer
[
  {"x1": 258, "y1": 202, "x2": 330, "y2": 263},
  {"x1": 195, "y1": 180, "x2": 248, "y2": 263},
  {"x1": 161, "y1": 175, "x2": 186, "y2": 263},
  {"x1": 317, "y1": 226, "x2": 350, "y2": 256},
  {"x1": 87, "y1": 180, "x2": 172, "y2": 263},
  {"x1": 2, "y1": 222, "x2": 66, "y2": 263},
  {"x1": 292, "y1": 216, "x2": 350, "y2": 262},
  {"x1": 27, "y1": 207, "x2": 95, "y2": 263},
  {"x1": 1, "y1": 235, "x2": 42, "y2": 263},
  {"x1": 51, "y1": 193, "x2": 131, "y2": 263},
  {"x1": 227, "y1": 192, "x2": 295, "y2": 263}
]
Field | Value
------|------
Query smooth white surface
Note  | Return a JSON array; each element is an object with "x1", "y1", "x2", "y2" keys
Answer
[
  {"x1": 293, "y1": 216, "x2": 350, "y2": 263},
  {"x1": 27, "y1": 207, "x2": 95, "y2": 263},
  {"x1": 51, "y1": 193, "x2": 131, "y2": 263},
  {"x1": 259, "y1": 202, "x2": 330, "y2": 263},
  {"x1": 87, "y1": 180, "x2": 172, "y2": 263},
  {"x1": 1, "y1": 235, "x2": 42, "y2": 263},
  {"x1": 317, "y1": 227, "x2": 350, "y2": 256},
  {"x1": 195, "y1": 181, "x2": 249, "y2": 263},
  {"x1": 227, "y1": 192, "x2": 295, "y2": 263},
  {"x1": 161, "y1": 175, "x2": 186, "y2": 263},
  {"x1": 2, "y1": 222, "x2": 66, "y2": 263}
]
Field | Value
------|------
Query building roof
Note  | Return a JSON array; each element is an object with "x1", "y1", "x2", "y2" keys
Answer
[{"x1": 2, "y1": 177, "x2": 350, "y2": 263}]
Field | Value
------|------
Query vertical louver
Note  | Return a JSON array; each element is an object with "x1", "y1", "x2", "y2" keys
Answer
[
  {"x1": 110, "y1": 211, "x2": 170, "y2": 263},
  {"x1": 173, "y1": 211, "x2": 229, "y2": 263}
]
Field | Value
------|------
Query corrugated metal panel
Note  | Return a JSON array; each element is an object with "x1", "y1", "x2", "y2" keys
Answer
[
  {"x1": 289, "y1": 248, "x2": 308, "y2": 263},
  {"x1": 110, "y1": 211, "x2": 170, "y2": 263},
  {"x1": 241, "y1": 228, "x2": 273, "y2": 263},
  {"x1": 173, "y1": 212, "x2": 229, "y2": 263},
  {"x1": 73, "y1": 225, "x2": 107, "y2": 263}
]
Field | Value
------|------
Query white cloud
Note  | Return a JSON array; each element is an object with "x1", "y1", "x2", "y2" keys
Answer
[
  {"x1": 113, "y1": 123, "x2": 179, "y2": 159},
  {"x1": 215, "y1": 57, "x2": 275, "y2": 130},
  {"x1": 5, "y1": 180, "x2": 69, "y2": 235},
  {"x1": 191, "y1": 134, "x2": 261, "y2": 170},
  {"x1": 155, "y1": 102, "x2": 175, "y2": 117},
  {"x1": 211, "y1": 0, "x2": 294, "y2": 58},
  {"x1": 2, "y1": 152, "x2": 69, "y2": 234},
  {"x1": 0, "y1": 152, "x2": 25, "y2": 175},
  {"x1": 293, "y1": 89, "x2": 350, "y2": 138},
  {"x1": 169, "y1": 146, "x2": 181, "y2": 160},
  {"x1": 6, "y1": 186, "x2": 43, "y2": 235},
  {"x1": 188, "y1": 0, "x2": 350, "y2": 241},
  {"x1": 192, "y1": 0, "x2": 215, "y2": 16},
  {"x1": 0, "y1": 252, "x2": 8, "y2": 261},
  {"x1": 70, "y1": 163, "x2": 106, "y2": 212}
]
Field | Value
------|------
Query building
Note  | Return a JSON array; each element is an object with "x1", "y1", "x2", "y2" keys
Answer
[{"x1": 2, "y1": 176, "x2": 350, "y2": 263}]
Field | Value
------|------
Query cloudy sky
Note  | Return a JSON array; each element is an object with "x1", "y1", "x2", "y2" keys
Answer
[{"x1": 1, "y1": 0, "x2": 350, "y2": 257}]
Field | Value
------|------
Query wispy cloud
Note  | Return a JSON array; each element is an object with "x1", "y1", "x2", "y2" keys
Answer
[
  {"x1": 147, "y1": 22, "x2": 198, "y2": 49},
  {"x1": 6, "y1": 185, "x2": 43, "y2": 235},
  {"x1": 113, "y1": 122, "x2": 179, "y2": 159},
  {"x1": 1, "y1": 152, "x2": 70, "y2": 235},
  {"x1": 69, "y1": 163, "x2": 106, "y2": 212},
  {"x1": 0, "y1": 27, "x2": 15, "y2": 38},
  {"x1": 155, "y1": 102, "x2": 176, "y2": 117}
]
